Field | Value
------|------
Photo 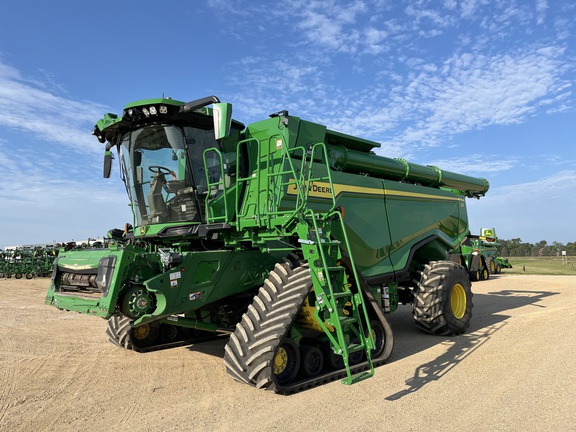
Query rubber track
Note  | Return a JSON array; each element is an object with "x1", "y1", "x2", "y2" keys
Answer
[
  {"x1": 106, "y1": 315, "x2": 225, "y2": 353},
  {"x1": 223, "y1": 261, "x2": 392, "y2": 394}
]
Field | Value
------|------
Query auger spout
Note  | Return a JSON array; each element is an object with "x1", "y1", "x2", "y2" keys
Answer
[{"x1": 327, "y1": 144, "x2": 489, "y2": 198}]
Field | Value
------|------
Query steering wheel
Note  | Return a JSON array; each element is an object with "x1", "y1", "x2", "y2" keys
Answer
[{"x1": 148, "y1": 165, "x2": 176, "y2": 180}]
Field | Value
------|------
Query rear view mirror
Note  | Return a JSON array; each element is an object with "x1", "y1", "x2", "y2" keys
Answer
[
  {"x1": 213, "y1": 103, "x2": 232, "y2": 141},
  {"x1": 104, "y1": 151, "x2": 113, "y2": 178}
]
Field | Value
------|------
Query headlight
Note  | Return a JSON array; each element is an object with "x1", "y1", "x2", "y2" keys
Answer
[{"x1": 96, "y1": 256, "x2": 116, "y2": 296}]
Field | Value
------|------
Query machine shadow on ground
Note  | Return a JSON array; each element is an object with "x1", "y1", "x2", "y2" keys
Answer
[
  {"x1": 381, "y1": 286, "x2": 559, "y2": 400},
  {"x1": 177, "y1": 283, "x2": 560, "y2": 395}
]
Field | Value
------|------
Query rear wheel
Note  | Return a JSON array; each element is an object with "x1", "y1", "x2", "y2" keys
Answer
[
  {"x1": 480, "y1": 264, "x2": 490, "y2": 280},
  {"x1": 413, "y1": 260, "x2": 473, "y2": 336},
  {"x1": 486, "y1": 258, "x2": 496, "y2": 274},
  {"x1": 468, "y1": 255, "x2": 481, "y2": 281}
]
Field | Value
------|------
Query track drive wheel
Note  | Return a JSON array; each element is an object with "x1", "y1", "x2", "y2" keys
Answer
[
  {"x1": 273, "y1": 338, "x2": 300, "y2": 384},
  {"x1": 412, "y1": 260, "x2": 473, "y2": 336},
  {"x1": 106, "y1": 314, "x2": 160, "y2": 351}
]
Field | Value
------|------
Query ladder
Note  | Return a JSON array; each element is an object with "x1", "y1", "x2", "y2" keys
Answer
[{"x1": 296, "y1": 143, "x2": 375, "y2": 384}]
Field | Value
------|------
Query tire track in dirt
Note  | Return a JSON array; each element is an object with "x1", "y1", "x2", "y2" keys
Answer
[
  {"x1": 0, "y1": 292, "x2": 18, "y2": 425},
  {"x1": 0, "y1": 331, "x2": 17, "y2": 424}
]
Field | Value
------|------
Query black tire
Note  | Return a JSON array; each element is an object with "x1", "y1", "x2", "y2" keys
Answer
[
  {"x1": 321, "y1": 342, "x2": 344, "y2": 370},
  {"x1": 486, "y1": 258, "x2": 496, "y2": 274},
  {"x1": 480, "y1": 260, "x2": 490, "y2": 280},
  {"x1": 448, "y1": 253, "x2": 464, "y2": 267},
  {"x1": 273, "y1": 338, "x2": 300, "y2": 384},
  {"x1": 412, "y1": 260, "x2": 473, "y2": 336},
  {"x1": 223, "y1": 261, "x2": 311, "y2": 391},
  {"x1": 106, "y1": 314, "x2": 160, "y2": 351},
  {"x1": 468, "y1": 255, "x2": 481, "y2": 281},
  {"x1": 159, "y1": 323, "x2": 181, "y2": 344},
  {"x1": 495, "y1": 263, "x2": 502, "y2": 274},
  {"x1": 299, "y1": 346, "x2": 324, "y2": 377},
  {"x1": 15, "y1": 273, "x2": 22, "y2": 279},
  {"x1": 368, "y1": 319, "x2": 387, "y2": 359},
  {"x1": 25, "y1": 273, "x2": 33, "y2": 279}
]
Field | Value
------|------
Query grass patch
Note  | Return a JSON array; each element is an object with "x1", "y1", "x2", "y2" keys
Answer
[{"x1": 502, "y1": 256, "x2": 576, "y2": 275}]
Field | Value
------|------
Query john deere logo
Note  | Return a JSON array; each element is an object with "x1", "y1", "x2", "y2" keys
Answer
[{"x1": 287, "y1": 180, "x2": 333, "y2": 198}]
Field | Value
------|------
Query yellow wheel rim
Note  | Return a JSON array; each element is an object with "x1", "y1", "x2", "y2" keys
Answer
[
  {"x1": 451, "y1": 284, "x2": 467, "y2": 319},
  {"x1": 273, "y1": 347, "x2": 288, "y2": 375},
  {"x1": 133, "y1": 325, "x2": 151, "y2": 340}
]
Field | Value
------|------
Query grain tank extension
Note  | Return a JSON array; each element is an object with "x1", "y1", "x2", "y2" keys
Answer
[{"x1": 45, "y1": 96, "x2": 489, "y2": 393}]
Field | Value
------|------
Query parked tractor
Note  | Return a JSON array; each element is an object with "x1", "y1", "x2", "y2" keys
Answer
[{"x1": 45, "y1": 96, "x2": 489, "y2": 393}]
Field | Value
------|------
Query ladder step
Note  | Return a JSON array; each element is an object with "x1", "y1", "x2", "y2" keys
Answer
[
  {"x1": 342, "y1": 371, "x2": 373, "y2": 386},
  {"x1": 338, "y1": 316, "x2": 357, "y2": 326},
  {"x1": 325, "y1": 266, "x2": 346, "y2": 272},
  {"x1": 347, "y1": 342, "x2": 366, "y2": 353},
  {"x1": 332, "y1": 291, "x2": 352, "y2": 299},
  {"x1": 320, "y1": 240, "x2": 341, "y2": 245}
]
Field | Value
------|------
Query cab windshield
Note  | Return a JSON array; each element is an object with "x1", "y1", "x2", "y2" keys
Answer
[{"x1": 120, "y1": 125, "x2": 219, "y2": 226}]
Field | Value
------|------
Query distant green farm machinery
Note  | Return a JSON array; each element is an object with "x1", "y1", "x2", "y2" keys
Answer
[
  {"x1": 451, "y1": 228, "x2": 509, "y2": 280},
  {"x1": 0, "y1": 247, "x2": 59, "y2": 279}
]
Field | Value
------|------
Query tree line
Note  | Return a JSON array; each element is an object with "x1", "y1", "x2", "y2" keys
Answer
[{"x1": 497, "y1": 239, "x2": 576, "y2": 257}]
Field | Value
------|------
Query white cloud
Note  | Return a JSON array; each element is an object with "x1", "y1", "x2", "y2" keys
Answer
[
  {"x1": 428, "y1": 155, "x2": 518, "y2": 175},
  {"x1": 0, "y1": 57, "x2": 110, "y2": 155},
  {"x1": 0, "y1": 58, "x2": 128, "y2": 248}
]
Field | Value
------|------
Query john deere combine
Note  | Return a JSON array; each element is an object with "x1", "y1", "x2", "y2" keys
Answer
[
  {"x1": 45, "y1": 96, "x2": 489, "y2": 393},
  {"x1": 472, "y1": 228, "x2": 510, "y2": 274}
]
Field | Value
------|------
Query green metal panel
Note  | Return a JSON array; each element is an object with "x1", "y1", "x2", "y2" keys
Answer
[
  {"x1": 383, "y1": 180, "x2": 466, "y2": 272},
  {"x1": 45, "y1": 246, "x2": 147, "y2": 318}
]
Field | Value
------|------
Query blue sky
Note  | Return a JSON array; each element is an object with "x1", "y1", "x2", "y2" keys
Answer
[{"x1": 0, "y1": 0, "x2": 574, "y2": 248}]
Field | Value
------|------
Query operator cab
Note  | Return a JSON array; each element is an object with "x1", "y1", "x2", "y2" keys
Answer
[
  {"x1": 120, "y1": 124, "x2": 222, "y2": 226},
  {"x1": 97, "y1": 96, "x2": 237, "y2": 233}
]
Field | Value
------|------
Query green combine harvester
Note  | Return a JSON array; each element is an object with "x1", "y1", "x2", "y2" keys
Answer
[
  {"x1": 475, "y1": 228, "x2": 510, "y2": 274},
  {"x1": 45, "y1": 96, "x2": 489, "y2": 393}
]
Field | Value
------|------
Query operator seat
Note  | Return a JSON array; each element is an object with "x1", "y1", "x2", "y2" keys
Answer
[{"x1": 148, "y1": 172, "x2": 168, "y2": 223}]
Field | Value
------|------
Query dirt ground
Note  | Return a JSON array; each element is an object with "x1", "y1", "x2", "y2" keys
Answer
[{"x1": 1, "y1": 274, "x2": 575, "y2": 432}]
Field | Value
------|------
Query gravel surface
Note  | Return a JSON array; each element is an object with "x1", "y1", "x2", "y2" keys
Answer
[{"x1": 0, "y1": 274, "x2": 575, "y2": 432}]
